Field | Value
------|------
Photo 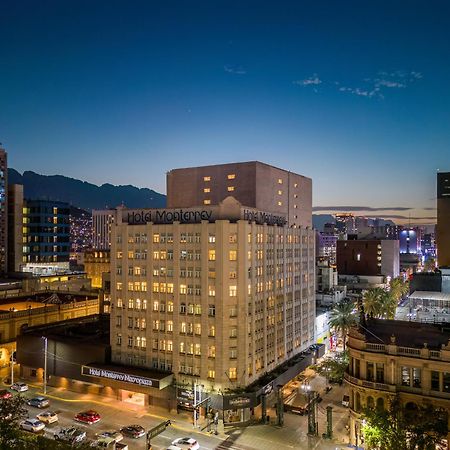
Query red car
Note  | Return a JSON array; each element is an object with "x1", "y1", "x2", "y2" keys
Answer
[
  {"x1": 74, "y1": 410, "x2": 101, "y2": 424},
  {"x1": 0, "y1": 389, "x2": 12, "y2": 399}
]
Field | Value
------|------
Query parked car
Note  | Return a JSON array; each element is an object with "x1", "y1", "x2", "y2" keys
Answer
[
  {"x1": 27, "y1": 396, "x2": 50, "y2": 408},
  {"x1": 54, "y1": 427, "x2": 87, "y2": 444},
  {"x1": 37, "y1": 411, "x2": 58, "y2": 424},
  {"x1": 170, "y1": 437, "x2": 200, "y2": 450},
  {"x1": 11, "y1": 382, "x2": 28, "y2": 392},
  {"x1": 342, "y1": 395, "x2": 350, "y2": 407},
  {"x1": 75, "y1": 410, "x2": 101, "y2": 424},
  {"x1": 97, "y1": 431, "x2": 123, "y2": 442},
  {"x1": 20, "y1": 418, "x2": 45, "y2": 433},
  {"x1": 120, "y1": 425, "x2": 146, "y2": 438},
  {"x1": 0, "y1": 389, "x2": 12, "y2": 399}
]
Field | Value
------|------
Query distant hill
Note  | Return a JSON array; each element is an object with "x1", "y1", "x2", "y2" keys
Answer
[{"x1": 8, "y1": 169, "x2": 166, "y2": 211}]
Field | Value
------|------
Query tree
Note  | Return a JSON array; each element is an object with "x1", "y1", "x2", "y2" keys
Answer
[
  {"x1": 329, "y1": 300, "x2": 357, "y2": 351},
  {"x1": 362, "y1": 288, "x2": 397, "y2": 320},
  {"x1": 311, "y1": 351, "x2": 348, "y2": 384},
  {"x1": 423, "y1": 258, "x2": 436, "y2": 272},
  {"x1": 362, "y1": 396, "x2": 448, "y2": 450},
  {"x1": 389, "y1": 277, "x2": 409, "y2": 302},
  {"x1": 0, "y1": 395, "x2": 28, "y2": 449}
]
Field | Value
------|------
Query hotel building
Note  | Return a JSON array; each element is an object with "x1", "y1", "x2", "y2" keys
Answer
[
  {"x1": 107, "y1": 163, "x2": 315, "y2": 410},
  {"x1": 346, "y1": 319, "x2": 450, "y2": 445},
  {"x1": 0, "y1": 148, "x2": 7, "y2": 274}
]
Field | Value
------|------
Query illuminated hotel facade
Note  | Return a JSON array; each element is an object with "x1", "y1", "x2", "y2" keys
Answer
[{"x1": 111, "y1": 162, "x2": 315, "y2": 393}]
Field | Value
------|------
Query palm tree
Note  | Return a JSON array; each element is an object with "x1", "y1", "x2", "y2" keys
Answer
[
  {"x1": 363, "y1": 288, "x2": 385, "y2": 319},
  {"x1": 329, "y1": 301, "x2": 358, "y2": 351},
  {"x1": 390, "y1": 276, "x2": 409, "y2": 302},
  {"x1": 379, "y1": 290, "x2": 397, "y2": 319}
]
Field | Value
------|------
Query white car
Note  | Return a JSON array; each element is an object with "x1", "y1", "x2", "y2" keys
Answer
[
  {"x1": 37, "y1": 411, "x2": 59, "y2": 424},
  {"x1": 170, "y1": 437, "x2": 200, "y2": 450},
  {"x1": 97, "y1": 431, "x2": 124, "y2": 442},
  {"x1": 11, "y1": 382, "x2": 28, "y2": 392},
  {"x1": 20, "y1": 418, "x2": 45, "y2": 433}
]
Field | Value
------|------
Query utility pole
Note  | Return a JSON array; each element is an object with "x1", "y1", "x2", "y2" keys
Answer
[{"x1": 42, "y1": 337, "x2": 48, "y2": 394}]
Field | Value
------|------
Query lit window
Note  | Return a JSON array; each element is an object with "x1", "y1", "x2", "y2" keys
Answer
[
  {"x1": 294, "y1": 194, "x2": 298, "y2": 198},
  {"x1": 277, "y1": 201, "x2": 282, "y2": 206},
  {"x1": 294, "y1": 204, "x2": 297, "y2": 209},
  {"x1": 294, "y1": 183, "x2": 298, "y2": 188},
  {"x1": 204, "y1": 199, "x2": 211, "y2": 205},
  {"x1": 208, "y1": 370, "x2": 215, "y2": 379},
  {"x1": 278, "y1": 190, "x2": 282, "y2": 195},
  {"x1": 204, "y1": 176, "x2": 211, "y2": 181},
  {"x1": 229, "y1": 250, "x2": 237, "y2": 261},
  {"x1": 229, "y1": 285, "x2": 237, "y2": 297},
  {"x1": 227, "y1": 186, "x2": 235, "y2": 192},
  {"x1": 227, "y1": 174, "x2": 236, "y2": 179},
  {"x1": 356, "y1": 253, "x2": 361, "y2": 261},
  {"x1": 278, "y1": 178, "x2": 283, "y2": 184},
  {"x1": 204, "y1": 188, "x2": 210, "y2": 193},
  {"x1": 208, "y1": 250, "x2": 216, "y2": 261},
  {"x1": 229, "y1": 367, "x2": 237, "y2": 380}
]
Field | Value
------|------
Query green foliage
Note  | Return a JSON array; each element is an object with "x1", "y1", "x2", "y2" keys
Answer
[
  {"x1": 362, "y1": 287, "x2": 397, "y2": 320},
  {"x1": 362, "y1": 396, "x2": 448, "y2": 450},
  {"x1": 0, "y1": 395, "x2": 28, "y2": 449},
  {"x1": 389, "y1": 277, "x2": 409, "y2": 301},
  {"x1": 328, "y1": 300, "x2": 358, "y2": 351},
  {"x1": 312, "y1": 351, "x2": 348, "y2": 384}
]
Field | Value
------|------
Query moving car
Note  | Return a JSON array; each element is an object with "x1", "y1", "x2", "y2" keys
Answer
[
  {"x1": 170, "y1": 437, "x2": 200, "y2": 450},
  {"x1": 75, "y1": 410, "x2": 101, "y2": 424},
  {"x1": 54, "y1": 427, "x2": 87, "y2": 444},
  {"x1": 97, "y1": 431, "x2": 123, "y2": 442},
  {"x1": 20, "y1": 418, "x2": 45, "y2": 433},
  {"x1": 0, "y1": 389, "x2": 12, "y2": 399},
  {"x1": 37, "y1": 411, "x2": 58, "y2": 424},
  {"x1": 11, "y1": 382, "x2": 28, "y2": 392},
  {"x1": 27, "y1": 396, "x2": 50, "y2": 408},
  {"x1": 120, "y1": 425, "x2": 145, "y2": 438}
]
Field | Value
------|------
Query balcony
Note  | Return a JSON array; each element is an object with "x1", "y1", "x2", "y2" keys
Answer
[{"x1": 344, "y1": 372, "x2": 396, "y2": 393}]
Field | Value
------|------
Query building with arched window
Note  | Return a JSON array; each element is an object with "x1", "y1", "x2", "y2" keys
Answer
[{"x1": 345, "y1": 319, "x2": 450, "y2": 446}]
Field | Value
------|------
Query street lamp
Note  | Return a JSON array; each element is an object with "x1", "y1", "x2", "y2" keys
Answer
[
  {"x1": 301, "y1": 383, "x2": 317, "y2": 436},
  {"x1": 42, "y1": 337, "x2": 48, "y2": 395}
]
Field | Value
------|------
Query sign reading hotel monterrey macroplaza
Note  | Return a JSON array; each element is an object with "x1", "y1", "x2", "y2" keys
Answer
[{"x1": 81, "y1": 365, "x2": 158, "y2": 389}]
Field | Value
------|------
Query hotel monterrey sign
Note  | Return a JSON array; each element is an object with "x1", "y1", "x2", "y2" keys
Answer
[
  {"x1": 81, "y1": 365, "x2": 159, "y2": 389},
  {"x1": 124, "y1": 206, "x2": 287, "y2": 227}
]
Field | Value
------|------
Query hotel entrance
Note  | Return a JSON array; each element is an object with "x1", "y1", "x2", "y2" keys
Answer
[{"x1": 120, "y1": 389, "x2": 147, "y2": 406}]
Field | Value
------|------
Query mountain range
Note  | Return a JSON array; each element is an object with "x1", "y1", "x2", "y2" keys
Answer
[{"x1": 8, "y1": 169, "x2": 166, "y2": 211}]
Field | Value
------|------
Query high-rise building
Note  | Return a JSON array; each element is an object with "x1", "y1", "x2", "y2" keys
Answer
[
  {"x1": 92, "y1": 209, "x2": 116, "y2": 250},
  {"x1": 22, "y1": 199, "x2": 71, "y2": 274},
  {"x1": 7, "y1": 184, "x2": 23, "y2": 272},
  {"x1": 0, "y1": 148, "x2": 7, "y2": 274},
  {"x1": 437, "y1": 172, "x2": 450, "y2": 267},
  {"x1": 167, "y1": 161, "x2": 312, "y2": 227},
  {"x1": 111, "y1": 162, "x2": 315, "y2": 402}
]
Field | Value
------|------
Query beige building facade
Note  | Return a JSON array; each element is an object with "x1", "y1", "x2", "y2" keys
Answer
[
  {"x1": 345, "y1": 319, "x2": 450, "y2": 446},
  {"x1": 110, "y1": 198, "x2": 315, "y2": 392}
]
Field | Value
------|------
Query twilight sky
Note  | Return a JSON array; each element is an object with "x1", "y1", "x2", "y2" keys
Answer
[{"x1": 1, "y1": 0, "x2": 449, "y2": 224}]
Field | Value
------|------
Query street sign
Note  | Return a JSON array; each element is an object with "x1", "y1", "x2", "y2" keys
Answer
[{"x1": 146, "y1": 420, "x2": 171, "y2": 449}]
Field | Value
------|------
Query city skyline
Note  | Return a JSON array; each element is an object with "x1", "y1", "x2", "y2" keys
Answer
[{"x1": 2, "y1": 1, "x2": 450, "y2": 225}]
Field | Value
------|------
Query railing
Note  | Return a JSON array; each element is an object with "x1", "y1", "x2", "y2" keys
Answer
[
  {"x1": 398, "y1": 347, "x2": 421, "y2": 356},
  {"x1": 344, "y1": 372, "x2": 396, "y2": 392},
  {"x1": 430, "y1": 350, "x2": 441, "y2": 358},
  {"x1": 366, "y1": 343, "x2": 386, "y2": 352}
]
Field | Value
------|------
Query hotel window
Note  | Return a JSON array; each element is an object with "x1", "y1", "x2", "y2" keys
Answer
[
  {"x1": 152, "y1": 282, "x2": 159, "y2": 293},
  {"x1": 204, "y1": 199, "x2": 211, "y2": 205},
  {"x1": 294, "y1": 204, "x2": 297, "y2": 208},
  {"x1": 134, "y1": 266, "x2": 141, "y2": 276},
  {"x1": 135, "y1": 337, "x2": 141, "y2": 348},
  {"x1": 413, "y1": 367, "x2": 421, "y2": 387},
  {"x1": 294, "y1": 194, "x2": 298, "y2": 198},
  {"x1": 195, "y1": 323, "x2": 201, "y2": 335},
  {"x1": 117, "y1": 251, "x2": 123, "y2": 259},
  {"x1": 431, "y1": 371, "x2": 440, "y2": 390},
  {"x1": 229, "y1": 367, "x2": 237, "y2": 380},
  {"x1": 116, "y1": 282, "x2": 122, "y2": 291},
  {"x1": 168, "y1": 301, "x2": 173, "y2": 312},
  {"x1": 116, "y1": 334, "x2": 122, "y2": 346},
  {"x1": 180, "y1": 303, "x2": 186, "y2": 314},
  {"x1": 208, "y1": 234, "x2": 216, "y2": 243},
  {"x1": 180, "y1": 284, "x2": 187, "y2": 294},
  {"x1": 229, "y1": 286, "x2": 237, "y2": 297},
  {"x1": 277, "y1": 201, "x2": 282, "y2": 206},
  {"x1": 294, "y1": 183, "x2": 298, "y2": 187},
  {"x1": 401, "y1": 367, "x2": 411, "y2": 386},
  {"x1": 188, "y1": 303, "x2": 194, "y2": 314},
  {"x1": 203, "y1": 176, "x2": 211, "y2": 181},
  {"x1": 278, "y1": 178, "x2": 283, "y2": 184},
  {"x1": 229, "y1": 348, "x2": 237, "y2": 359},
  {"x1": 180, "y1": 342, "x2": 185, "y2": 353},
  {"x1": 181, "y1": 322, "x2": 187, "y2": 333},
  {"x1": 227, "y1": 186, "x2": 235, "y2": 192},
  {"x1": 153, "y1": 233, "x2": 160, "y2": 243},
  {"x1": 116, "y1": 316, "x2": 122, "y2": 327},
  {"x1": 229, "y1": 250, "x2": 237, "y2": 261},
  {"x1": 227, "y1": 174, "x2": 236, "y2": 179},
  {"x1": 230, "y1": 327, "x2": 237, "y2": 338},
  {"x1": 153, "y1": 301, "x2": 159, "y2": 312},
  {"x1": 167, "y1": 340, "x2": 173, "y2": 352},
  {"x1": 142, "y1": 299, "x2": 147, "y2": 310},
  {"x1": 208, "y1": 250, "x2": 216, "y2": 261},
  {"x1": 209, "y1": 325, "x2": 215, "y2": 337},
  {"x1": 278, "y1": 190, "x2": 282, "y2": 195},
  {"x1": 208, "y1": 304, "x2": 216, "y2": 316},
  {"x1": 141, "y1": 337, "x2": 146, "y2": 349},
  {"x1": 141, "y1": 318, "x2": 146, "y2": 330},
  {"x1": 117, "y1": 298, "x2": 123, "y2": 308},
  {"x1": 194, "y1": 304, "x2": 202, "y2": 315},
  {"x1": 229, "y1": 270, "x2": 237, "y2": 279},
  {"x1": 128, "y1": 298, "x2": 134, "y2": 309},
  {"x1": 195, "y1": 344, "x2": 201, "y2": 356},
  {"x1": 208, "y1": 370, "x2": 215, "y2": 379},
  {"x1": 208, "y1": 346, "x2": 216, "y2": 358},
  {"x1": 127, "y1": 251, "x2": 134, "y2": 259},
  {"x1": 128, "y1": 336, "x2": 133, "y2": 348},
  {"x1": 167, "y1": 320, "x2": 173, "y2": 332},
  {"x1": 208, "y1": 286, "x2": 216, "y2": 296}
]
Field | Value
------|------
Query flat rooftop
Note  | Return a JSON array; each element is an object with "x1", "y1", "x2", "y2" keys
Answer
[{"x1": 361, "y1": 318, "x2": 450, "y2": 350}]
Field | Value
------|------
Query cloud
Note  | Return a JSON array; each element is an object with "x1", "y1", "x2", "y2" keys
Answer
[
  {"x1": 293, "y1": 74, "x2": 322, "y2": 87},
  {"x1": 299, "y1": 70, "x2": 423, "y2": 99},
  {"x1": 224, "y1": 64, "x2": 247, "y2": 75}
]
